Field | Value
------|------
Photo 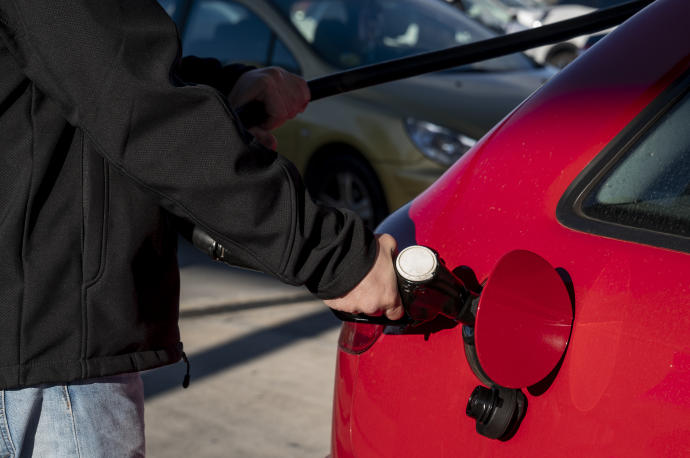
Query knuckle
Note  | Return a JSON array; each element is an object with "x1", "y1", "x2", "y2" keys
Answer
[
  {"x1": 386, "y1": 306, "x2": 404, "y2": 320},
  {"x1": 380, "y1": 233, "x2": 396, "y2": 249},
  {"x1": 381, "y1": 289, "x2": 396, "y2": 306},
  {"x1": 362, "y1": 303, "x2": 379, "y2": 316},
  {"x1": 266, "y1": 66, "x2": 282, "y2": 80}
]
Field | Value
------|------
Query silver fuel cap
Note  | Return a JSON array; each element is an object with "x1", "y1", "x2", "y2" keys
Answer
[{"x1": 395, "y1": 245, "x2": 438, "y2": 283}]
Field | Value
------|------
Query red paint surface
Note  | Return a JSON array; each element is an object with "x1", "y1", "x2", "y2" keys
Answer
[{"x1": 331, "y1": 0, "x2": 690, "y2": 456}]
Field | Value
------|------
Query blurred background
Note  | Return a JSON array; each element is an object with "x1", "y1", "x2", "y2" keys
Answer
[{"x1": 145, "y1": 0, "x2": 623, "y2": 455}]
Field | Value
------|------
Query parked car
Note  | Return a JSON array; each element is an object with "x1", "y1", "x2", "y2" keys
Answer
[
  {"x1": 332, "y1": 0, "x2": 690, "y2": 456},
  {"x1": 542, "y1": 0, "x2": 631, "y2": 7},
  {"x1": 450, "y1": 0, "x2": 599, "y2": 68},
  {"x1": 449, "y1": 0, "x2": 519, "y2": 33},
  {"x1": 159, "y1": 0, "x2": 554, "y2": 227}
]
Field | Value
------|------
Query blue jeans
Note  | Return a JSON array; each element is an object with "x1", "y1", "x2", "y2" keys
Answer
[{"x1": 0, "y1": 373, "x2": 145, "y2": 457}]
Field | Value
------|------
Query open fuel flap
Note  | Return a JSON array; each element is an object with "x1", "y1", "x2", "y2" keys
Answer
[{"x1": 333, "y1": 245, "x2": 574, "y2": 441}]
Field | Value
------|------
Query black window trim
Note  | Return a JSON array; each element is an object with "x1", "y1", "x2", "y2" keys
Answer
[{"x1": 557, "y1": 68, "x2": 690, "y2": 254}]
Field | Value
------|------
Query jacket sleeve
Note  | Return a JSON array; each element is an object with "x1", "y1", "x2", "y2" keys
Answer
[
  {"x1": 0, "y1": 0, "x2": 376, "y2": 298},
  {"x1": 177, "y1": 56, "x2": 254, "y2": 96}
]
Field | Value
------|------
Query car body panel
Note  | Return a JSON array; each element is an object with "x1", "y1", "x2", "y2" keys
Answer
[
  {"x1": 273, "y1": 94, "x2": 444, "y2": 211},
  {"x1": 278, "y1": 64, "x2": 553, "y2": 211},
  {"x1": 332, "y1": 0, "x2": 690, "y2": 455},
  {"x1": 357, "y1": 68, "x2": 553, "y2": 140}
]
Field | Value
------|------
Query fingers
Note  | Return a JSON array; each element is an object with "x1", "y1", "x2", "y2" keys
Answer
[
  {"x1": 376, "y1": 232, "x2": 397, "y2": 255},
  {"x1": 384, "y1": 297, "x2": 405, "y2": 320},
  {"x1": 323, "y1": 233, "x2": 404, "y2": 321},
  {"x1": 258, "y1": 68, "x2": 309, "y2": 129},
  {"x1": 376, "y1": 233, "x2": 404, "y2": 320},
  {"x1": 369, "y1": 233, "x2": 401, "y2": 319},
  {"x1": 228, "y1": 67, "x2": 310, "y2": 132}
]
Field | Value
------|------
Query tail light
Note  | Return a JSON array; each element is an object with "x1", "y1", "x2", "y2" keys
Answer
[{"x1": 337, "y1": 322, "x2": 383, "y2": 354}]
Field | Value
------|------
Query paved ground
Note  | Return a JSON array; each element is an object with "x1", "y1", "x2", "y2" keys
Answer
[{"x1": 143, "y1": 240, "x2": 340, "y2": 457}]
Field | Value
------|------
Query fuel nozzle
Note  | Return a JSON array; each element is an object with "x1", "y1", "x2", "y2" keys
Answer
[
  {"x1": 332, "y1": 245, "x2": 478, "y2": 327},
  {"x1": 395, "y1": 245, "x2": 477, "y2": 326}
]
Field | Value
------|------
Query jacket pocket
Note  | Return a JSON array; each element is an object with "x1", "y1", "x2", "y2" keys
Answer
[{"x1": 82, "y1": 133, "x2": 109, "y2": 285}]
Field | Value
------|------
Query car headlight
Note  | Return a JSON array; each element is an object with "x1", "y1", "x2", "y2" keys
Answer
[{"x1": 404, "y1": 118, "x2": 477, "y2": 166}]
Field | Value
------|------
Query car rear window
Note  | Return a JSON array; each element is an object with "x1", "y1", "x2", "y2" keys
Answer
[
  {"x1": 581, "y1": 89, "x2": 690, "y2": 238},
  {"x1": 558, "y1": 71, "x2": 690, "y2": 253}
]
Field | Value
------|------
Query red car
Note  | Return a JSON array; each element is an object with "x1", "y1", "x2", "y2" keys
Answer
[{"x1": 331, "y1": 0, "x2": 690, "y2": 456}]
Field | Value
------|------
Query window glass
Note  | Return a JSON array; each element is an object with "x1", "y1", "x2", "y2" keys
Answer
[
  {"x1": 270, "y1": 0, "x2": 534, "y2": 71},
  {"x1": 500, "y1": 0, "x2": 543, "y2": 8},
  {"x1": 181, "y1": 0, "x2": 301, "y2": 73},
  {"x1": 546, "y1": 0, "x2": 629, "y2": 8},
  {"x1": 582, "y1": 91, "x2": 690, "y2": 237},
  {"x1": 271, "y1": 40, "x2": 300, "y2": 74},
  {"x1": 456, "y1": 0, "x2": 516, "y2": 33},
  {"x1": 182, "y1": 0, "x2": 272, "y2": 65},
  {"x1": 157, "y1": 0, "x2": 182, "y2": 21}
]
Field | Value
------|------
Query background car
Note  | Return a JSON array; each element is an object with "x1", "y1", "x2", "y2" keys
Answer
[
  {"x1": 448, "y1": 0, "x2": 519, "y2": 33},
  {"x1": 450, "y1": 0, "x2": 599, "y2": 68},
  {"x1": 542, "y1": 0, "x2": 631, "y2": 7},
  {"x1": 332, "y1": 0, "x2": 690, "y2": 455},
  {"x1": 160, "y1": 0, "x2": 554, "y2": 227}
]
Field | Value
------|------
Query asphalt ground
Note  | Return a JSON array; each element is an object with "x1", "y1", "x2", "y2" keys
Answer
[{"x1": 142, "y1": 239, "x2": 340, "y2": 457}]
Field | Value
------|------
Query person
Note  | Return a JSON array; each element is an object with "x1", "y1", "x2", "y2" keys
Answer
[{"x1": 0, "y1": 0, "x2": 403, "y2": 455}]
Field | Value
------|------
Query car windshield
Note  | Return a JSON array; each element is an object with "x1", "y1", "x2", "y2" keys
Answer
[
  {"x1": 458, "y1": 0, "x2": 517, "y2": 32},
  {"x1": 501, "y1": 0, "x2": 545, "y2": 8},
  {"x1": 548, "y1": 0, "x2": 629, "y2": 8},
  {"x1": 269, "y1": 0, "x2": 534, "y2": 71}
]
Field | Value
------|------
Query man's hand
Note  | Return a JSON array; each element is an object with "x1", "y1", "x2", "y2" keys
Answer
[
  {"x1": 229, "y1": 67, "x2": 310, "y2": 149},
  {"x1": 324, "y1": 234, "x2": 405, "y2": 321}
]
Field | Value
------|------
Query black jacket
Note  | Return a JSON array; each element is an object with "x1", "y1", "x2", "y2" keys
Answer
[{"x1": 0, "y1": 0, "x2": 375, "y2": 389}]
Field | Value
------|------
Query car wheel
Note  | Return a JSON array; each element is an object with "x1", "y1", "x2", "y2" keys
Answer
[
  {"x1": 306, "y1": 153, "x2": 389, "y2": 229},
  {"x1": 547, "y1": 49, "x2": 577, "y2": 69}
]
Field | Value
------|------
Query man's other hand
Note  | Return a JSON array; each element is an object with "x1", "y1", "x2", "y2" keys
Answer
[
  {"x1": 324, "y1": 234, "x2": 405, "y2": 321},
  {"x1": 229, "y1": 67, "x2": 309, "y2": 149}
]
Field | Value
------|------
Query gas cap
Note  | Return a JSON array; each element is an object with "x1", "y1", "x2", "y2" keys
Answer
[{"x1": 474, "y1": 250, "x2": 573, "y2": 388}]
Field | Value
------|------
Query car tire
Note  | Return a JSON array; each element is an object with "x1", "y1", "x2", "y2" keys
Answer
[{"x1": 305, "y1": 153, "x2": 389, "y2": 229}]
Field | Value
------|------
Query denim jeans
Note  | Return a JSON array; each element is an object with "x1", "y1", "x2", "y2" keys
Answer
[{"x1": 0, "y1": 373, "x2": 145, "y2": 458}]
